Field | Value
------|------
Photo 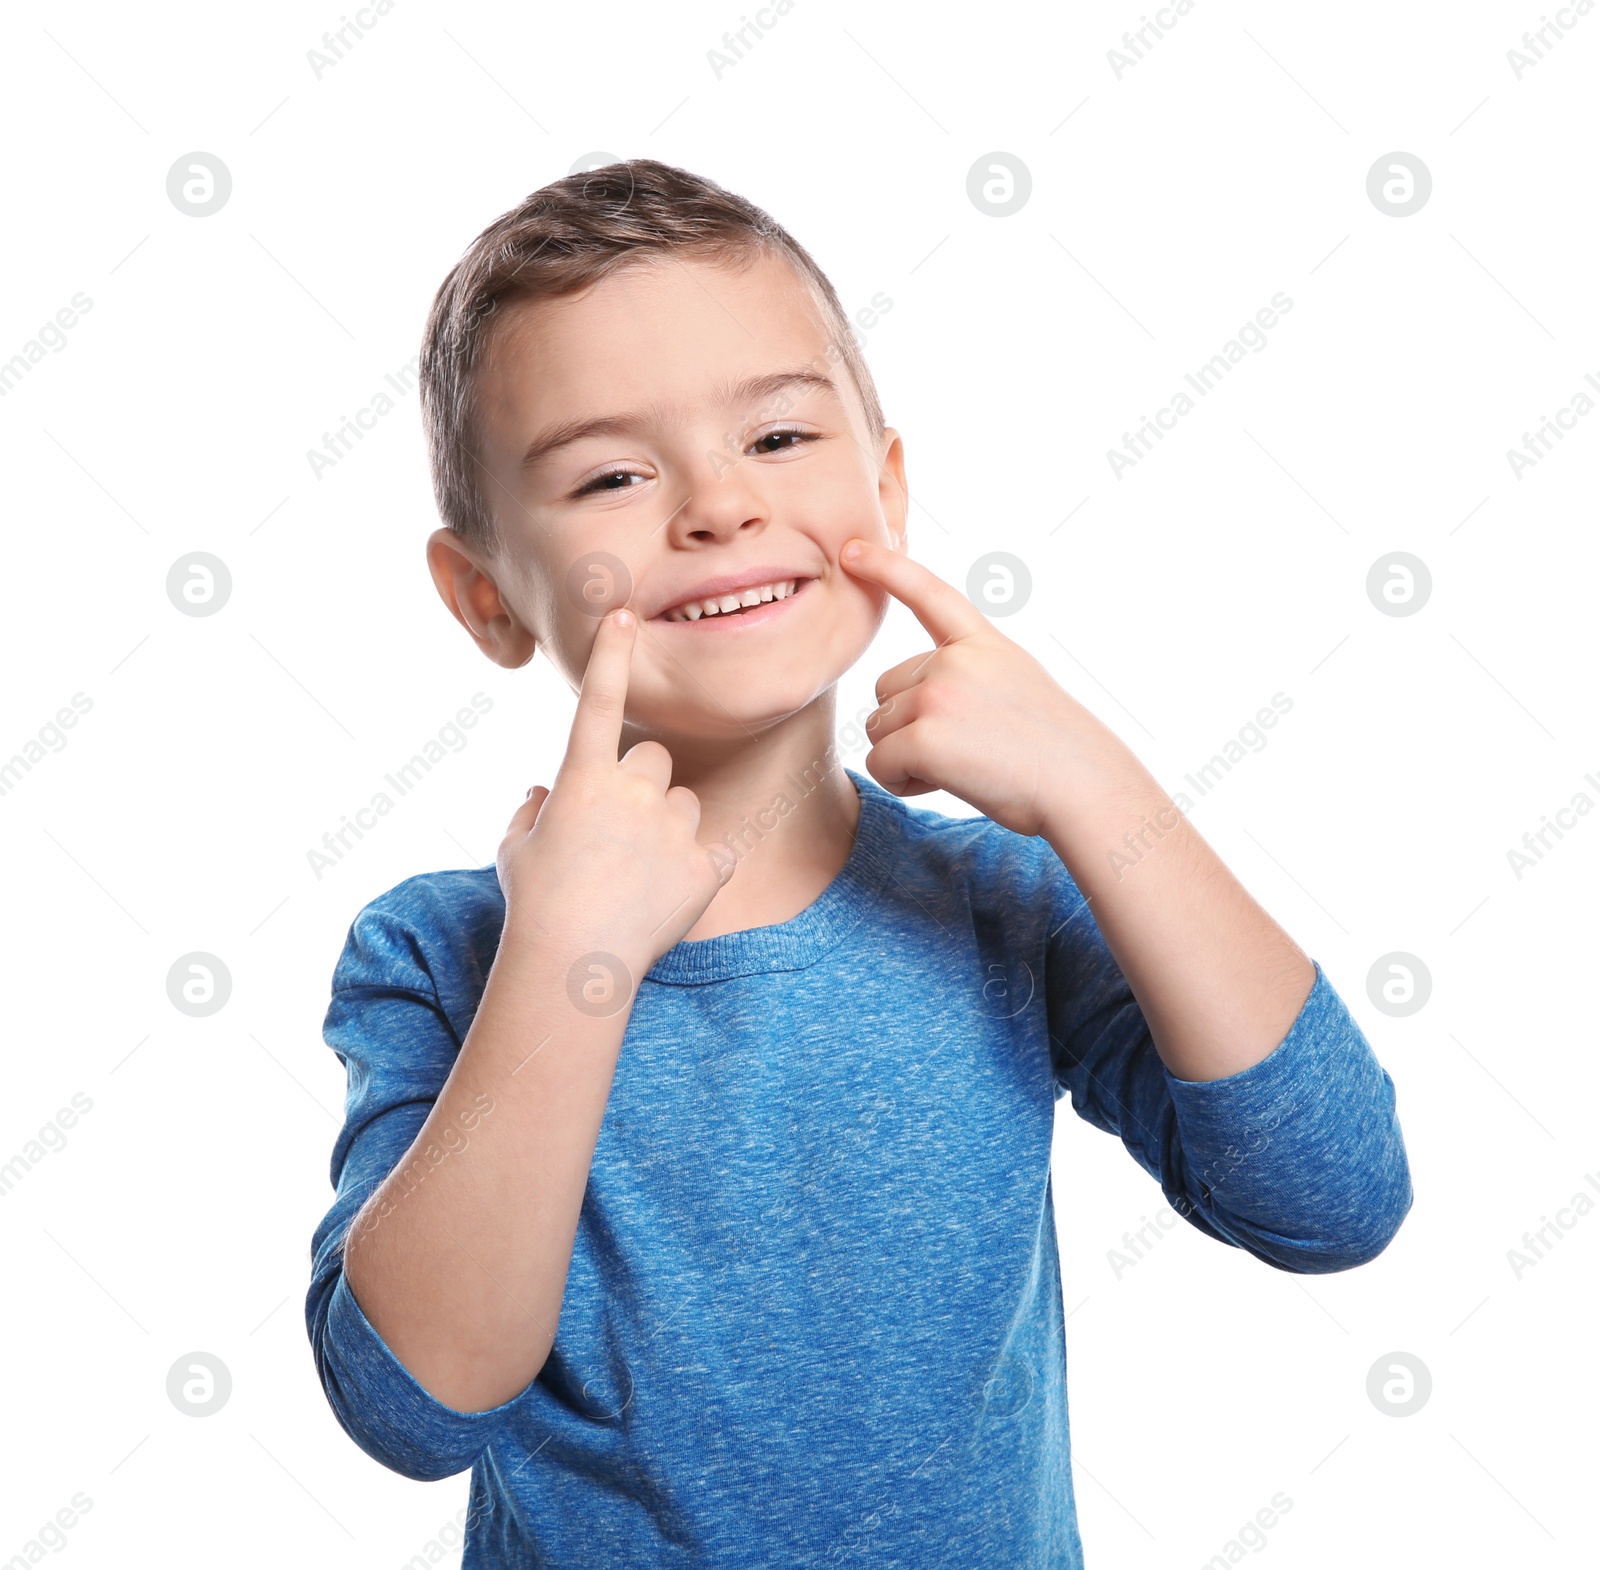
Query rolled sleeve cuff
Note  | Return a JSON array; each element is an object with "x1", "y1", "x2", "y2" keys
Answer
[
  {"x1": 1156, "y1": 960, "x2": 1413, "y2": 1272},
  {"x1": 320, "y1": 1266, "x2": 530, "y2": 1481}
]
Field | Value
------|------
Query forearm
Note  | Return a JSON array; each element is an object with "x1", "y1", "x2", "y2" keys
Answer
[
  {"x1": 1040, "y1": 707, "x2": 1314, "y2": 1083},
  {"x1": 342, "y1": 921, "x2": 635, "y2": 1412}
]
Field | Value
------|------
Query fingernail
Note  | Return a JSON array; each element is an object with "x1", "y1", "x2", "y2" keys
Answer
[
  {"x1": 614, "y1": 608, "x2": 634, "y2": 628},
  {"x1": 842, "y1": 540, "x2": 864, "y2": 561}
]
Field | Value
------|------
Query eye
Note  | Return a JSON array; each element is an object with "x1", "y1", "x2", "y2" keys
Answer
[
  {"x1": 569, "y1": 425, "x2": 822, "y2": 498},
  {"x1": 748, "y1": 425, "x2": 823, "y2": 456},
  {"x1": 572, "y1": 467, "x2": 650, "y2": 498}
]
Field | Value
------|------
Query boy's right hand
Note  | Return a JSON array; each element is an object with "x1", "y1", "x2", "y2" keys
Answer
[{"x1": 495, "y1": 607, "x2": 732, "y2": 982}]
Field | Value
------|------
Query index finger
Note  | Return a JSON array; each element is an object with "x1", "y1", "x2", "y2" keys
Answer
[
  {"x1": 565, "y1": 608, "x2": 637, "y2": 766},
  {"x1": 839, "y1": 539, "x2": 989, "y2": 647}
]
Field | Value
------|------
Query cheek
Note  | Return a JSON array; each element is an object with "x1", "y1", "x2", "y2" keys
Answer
[
  {"x1": 795, "y1": 459, "x2": 886, "y2": 535},
  {"x1": 830, "y1": 571, "x2": 890, "y2": 650},
  {"x1": 861, "y1": 580, "x2": 892, "y2": 636},
  {"x1": 534, "y1": 588, "x2": 608, "y2": 694},
  {"x1": 525, "y1": 553, "x2": 626, "y2": 686}
]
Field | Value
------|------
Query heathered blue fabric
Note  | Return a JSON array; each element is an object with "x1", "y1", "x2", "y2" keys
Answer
[{"x1": 306, "y1": 767, "x2": 1412, "y2": 1568}]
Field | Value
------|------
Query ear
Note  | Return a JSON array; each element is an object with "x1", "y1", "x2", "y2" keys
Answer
[
  {"x1": 877, "y1": 427, "x2": 908, "y2": 554},
  {"x1": 425, "y1": 528, "x2": 537, "y2": 669}
]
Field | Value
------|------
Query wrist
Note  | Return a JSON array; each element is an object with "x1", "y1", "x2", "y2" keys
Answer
[
  {"x1": 1035, "y1": 714, "x2": 1160, "y2": 847},
  {"x1": 498, "y1": 911, "x2": 652, "y2": 993}
]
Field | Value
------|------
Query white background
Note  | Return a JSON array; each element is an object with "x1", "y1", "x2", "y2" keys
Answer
[{"x1": 1, "y1": 0, "x2": 1594, "y2": 1565}]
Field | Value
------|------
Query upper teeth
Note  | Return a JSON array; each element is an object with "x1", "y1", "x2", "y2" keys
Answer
[{"x1": 663, "y1": 579, "x2": 798, "y2": 621}]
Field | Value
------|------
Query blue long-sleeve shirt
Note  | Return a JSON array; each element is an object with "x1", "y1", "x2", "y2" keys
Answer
[{"x1": 306, "y1": 767, "x2": 1411, "y2": 1568}]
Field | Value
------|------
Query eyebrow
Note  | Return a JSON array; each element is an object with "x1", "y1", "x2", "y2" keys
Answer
[{"x1": 518, "y1": 368, "x2": 841, "y2": 471}]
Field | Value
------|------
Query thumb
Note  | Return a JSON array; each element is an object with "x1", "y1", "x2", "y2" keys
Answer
[{"x1": 508, "y1": 783, "x2": 551, "y2": 833}]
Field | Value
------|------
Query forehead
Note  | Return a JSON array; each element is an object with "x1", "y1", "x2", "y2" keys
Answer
[{"x1": 476, "y1": 249, "x2": 841, "y2": 437}]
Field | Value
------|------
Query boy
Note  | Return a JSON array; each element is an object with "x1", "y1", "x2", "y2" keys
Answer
[{"x1": 306, "y1": 159, "x2": 1411, "y2": 1568}]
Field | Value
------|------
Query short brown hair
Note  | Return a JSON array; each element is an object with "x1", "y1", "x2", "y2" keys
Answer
[{"x1": 418, "y1": 158, "x2": 887, "y2": 560}]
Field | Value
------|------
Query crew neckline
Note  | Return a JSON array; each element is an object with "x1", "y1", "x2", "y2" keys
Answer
[{"x1": 644, "y1": 767, "x2": 903, "y2": 986}]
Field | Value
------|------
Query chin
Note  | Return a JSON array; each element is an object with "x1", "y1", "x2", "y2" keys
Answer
[{"x1": 643, "y1": 672, "x2": 835, "y2": 742}]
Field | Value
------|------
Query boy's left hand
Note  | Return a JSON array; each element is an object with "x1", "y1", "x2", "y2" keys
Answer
[{"x1": 839, "y1": 538, "x2": 1127, "y2": 838}]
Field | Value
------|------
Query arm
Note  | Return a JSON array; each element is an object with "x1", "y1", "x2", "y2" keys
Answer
[
  {"x1": 1033, "y1": 739, "x2": 1413, "y2": 1269},
  {"x1": 842, "y1": 534, "x2": 1313, "y2": 1080},
  {"x1": 837, "y1": 537, "x2": 1411, "y2": 1267},
  {"x1": 1045, "y1": 887, "x2": 1412, "y2": 1272},
  {"x1": 304, "y1": 898, "x2": 630, "y2": 1477},
  {"x1": 309, "y1": 605, "x2": 729, "y2": 1459},
  {"x1": 1030, "y1": 704, "x2": 1408, "y2": 1267},
  {"x1": 338, "y1": 922, "x2": 635, "y2": 1416},
  {"x1": 1034, "y1": 713, "x2": 1313, "y2": 1083}
]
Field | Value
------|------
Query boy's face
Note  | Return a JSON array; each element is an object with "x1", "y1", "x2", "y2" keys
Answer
[{"x1": 435, "y1": 249, "x2": 908, "y2": 745}]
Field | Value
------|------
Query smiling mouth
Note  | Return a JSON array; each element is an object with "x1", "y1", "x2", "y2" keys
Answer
[{"x1": 657, "y1": 577, "x2": 813, "y2": 623}]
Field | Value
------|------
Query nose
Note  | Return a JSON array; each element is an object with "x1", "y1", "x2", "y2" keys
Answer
[{"x1": 659, "y1": 451, "x2": 771, "y2": 544}]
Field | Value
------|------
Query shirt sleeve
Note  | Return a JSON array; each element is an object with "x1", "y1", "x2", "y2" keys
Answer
[
  {"x1": 1044, "y1": 883, "x2": 1414, "y2": 1274},
  {"x1": 304, "y1": 891, "x2": 534, "y2": 1480}
]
